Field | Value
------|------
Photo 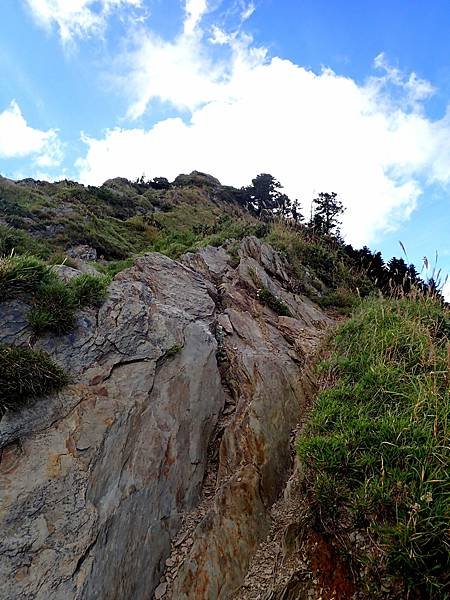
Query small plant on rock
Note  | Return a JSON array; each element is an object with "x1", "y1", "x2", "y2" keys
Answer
[
  {"x1": 0, "y1": 254, "x2": 51, "y2": 301},
  {"x1": 0, "y1": 344, "x2": 68, "y2": 415},
  {"x1": 69, "y1": 273, "x2": 110, "y2": 308}
]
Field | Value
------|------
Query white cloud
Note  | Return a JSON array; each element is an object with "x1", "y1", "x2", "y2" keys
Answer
[
  {"x1": 442, "y1": 280, "x2": 450, "y2": 301},
  {"x1": 77, "y1": 7, "x2": 450, "y2": 247},
  {"x1": 115, "y1": 1, "x2": 267, "y2": 118},
  {"x1": 184, "y1": 0, "x2": 209, "y2": 35},
  {"x1": 121, "y1": 28, "x2": 225, "y2": 118},
  {"x1": 0, "y1": 100, "x2": 63, "y2": 167},
  {"x1": 25, "y1": 0, "x2": 142, "y2": 42}
]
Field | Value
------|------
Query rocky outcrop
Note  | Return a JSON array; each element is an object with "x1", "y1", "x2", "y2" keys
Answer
[
  {"x1": 0, "y1": 237, "x2": 330, "y2": 600},
  {"x1": 0, "y1": 254, "x2": 224, "y2": 600},
  {"x1": 170, "y1": 239, "x2": 330, "y2": 599}
]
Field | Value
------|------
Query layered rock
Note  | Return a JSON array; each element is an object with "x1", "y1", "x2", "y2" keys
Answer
[
  {"x1": 0, "y1": 237, "x2": 330, "y2": 600},
  {"x1": 170, "y1": 239, "x2": 330, "y2": 599}
]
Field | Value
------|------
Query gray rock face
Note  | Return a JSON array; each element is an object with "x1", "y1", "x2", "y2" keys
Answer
[
  {"x1": 66, "y1": 245, "x2": 98, "y2": 261},
  {"x1": 0, "y1": 238, "x2": 331, "y2": 600},
  {"x1": 0, "y1": 253, "x2": 224, "y2": 600}
]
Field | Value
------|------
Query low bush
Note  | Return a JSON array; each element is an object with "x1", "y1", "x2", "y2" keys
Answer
[{"x1": 0, "y1": 344, "x2": 68, "y2": 415}]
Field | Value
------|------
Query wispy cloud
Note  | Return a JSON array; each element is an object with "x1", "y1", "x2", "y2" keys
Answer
[
  {"x1": 24, "y1": 0, "x2": 143, "y2": 42},
  {"x1": 0, "y1": 100, "x2": 63, "y2": 167}
]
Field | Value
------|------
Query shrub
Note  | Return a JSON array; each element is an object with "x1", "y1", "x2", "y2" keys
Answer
[{"x1": 0, "y1": 344, "x2": 68, "y2": 415}]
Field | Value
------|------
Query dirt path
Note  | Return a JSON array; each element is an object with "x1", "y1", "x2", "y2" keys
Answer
[{"x1": 233, "y1": 418, "x2": 358, "y2": 600}]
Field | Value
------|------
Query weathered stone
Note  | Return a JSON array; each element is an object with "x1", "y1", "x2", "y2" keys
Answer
[
  {"x1": 170, "y1": 237, "x2": 330, "y2": 599},
  {"x1": 0, "y1": 253, "x2": 224, "y2": 600},
  {"x1": 217, "y1": 313, "x2": 234, "y2": 334},
  {"x1": 154, "y1": 582, "x2": 168, "y2": 599},
  {"x1": 66, "y1": 245, "x2": 97, "y2": 261},
  {"x1": 52, "y1": 265, "x2": 83, "y2": 282},
  {"x1": 173, "y1": 171, "x2": 221, "y2": 188},
  {"x1": 182, "y1": 246, "x2": 231, "y2": 279},
  {"x1": 0, "y1": 300, "x2": 31, "y2": 345}
]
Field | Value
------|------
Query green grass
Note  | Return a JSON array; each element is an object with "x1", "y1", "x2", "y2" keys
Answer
[
  {"x1": 29, "y1": 273, "x2": 110, "y2": 334},
  {"x1": 317, "y1": 287, "x2": 360, "y2": 314},
  {"x1": 0, "y1": 178, "x2": 264, "y2": 267},
  {"x1": 97, "y1": 258, "x2": 134, "y2": 277},
  {"x1": 0, "y1": 224, "x2": 51, "y2": 259},
  {"x1": 29, "y1": 279, "x2": 76, "y2": 334},
  {"x1": 0, "y1": 344, "x2": 68, "y2": 415},
  {"x1": 265, "y1": 222, "x2": 374, "y2": 304},
  {"x1": 0, "y1": 254, "x2": 109, "y2": 335},
  {"x1": 69, "y1": 273, "x2": 110, "y2": 308},
  {"x1": 0, "y1": 254, "x2": 52, "y2": 301},
  {"x1": 298, "y1": 296, "x2": 450, "y2": 597}
]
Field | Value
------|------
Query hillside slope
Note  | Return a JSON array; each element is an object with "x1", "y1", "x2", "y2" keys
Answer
[{"x1": 0, "y1": 173, "x2": 448, "y2": 599}]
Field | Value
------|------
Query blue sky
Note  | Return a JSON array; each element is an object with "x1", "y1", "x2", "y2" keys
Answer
[{"x1": 1, "y1": 0, "x2": 449, "y2": 292}]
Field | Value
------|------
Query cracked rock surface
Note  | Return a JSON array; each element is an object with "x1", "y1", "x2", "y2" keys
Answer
[
  {"x1": 0, "y1": 253, "x2": 224, "y2": 600},
  {"x1": 0, "y1": 238, "x2": 330, "y2": 600}
]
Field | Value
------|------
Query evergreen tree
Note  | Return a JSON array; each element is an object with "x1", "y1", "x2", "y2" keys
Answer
[
  {"x1": 244, "y1": 174, "x2": 300, "y2": 220},
  {"x1": 310, "y1": 192, "x2": 345, "y2": 235},
  {"x1": 291, "y1": 199, "x2": 304, "y2": 223}
]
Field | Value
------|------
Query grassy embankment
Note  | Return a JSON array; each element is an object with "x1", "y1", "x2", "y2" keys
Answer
[{"x1": 298, "y1": 295, "x2": 450, "y2": 598}]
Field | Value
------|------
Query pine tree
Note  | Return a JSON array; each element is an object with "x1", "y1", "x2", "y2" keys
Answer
[{"x1": 310, "y1": 192, "x2": 345, "y2": 235}]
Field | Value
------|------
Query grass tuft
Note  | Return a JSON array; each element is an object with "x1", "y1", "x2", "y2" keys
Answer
[
  {"x1": 0, "y1": 344, "x2": 68, "y2": 415},
  {"x1": 0, "y1": 254, "x2": 109, "y2": 335},
  {"x1": 69, "y1": 273, "x2": 110, "y2": 308},
  {"x1": 0, "y1": 254, "x2": 52, "y2": 301}
]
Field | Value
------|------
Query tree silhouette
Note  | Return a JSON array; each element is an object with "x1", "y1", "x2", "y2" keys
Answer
[
  {"x1": 244, "y1": 174, "x2": 302, "y2": 221},
  {"x1": 310, "y1": 192, "x2": 345, "y2": 235}
]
